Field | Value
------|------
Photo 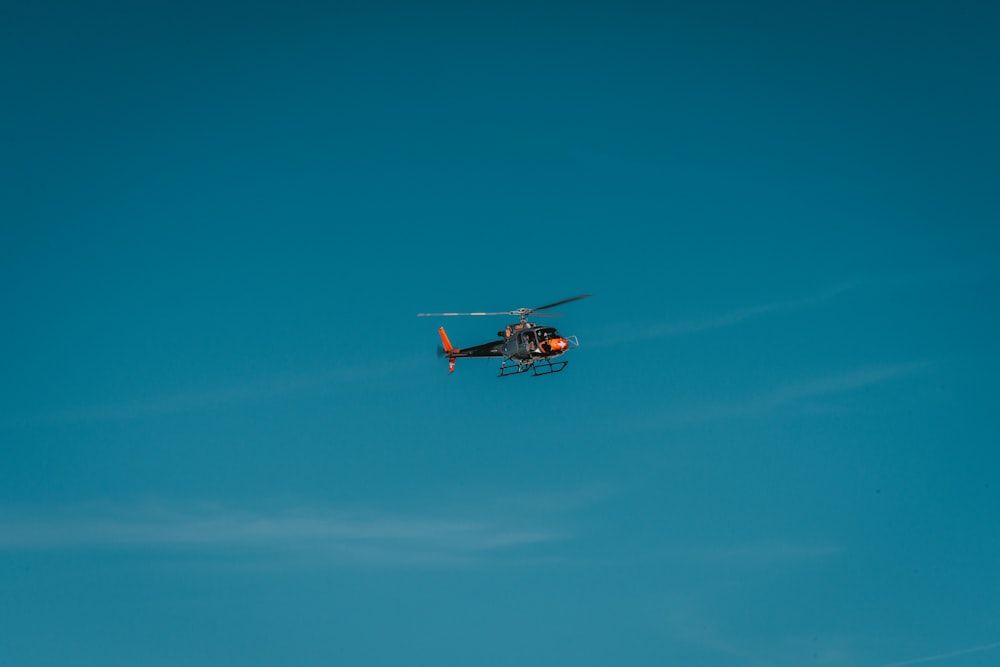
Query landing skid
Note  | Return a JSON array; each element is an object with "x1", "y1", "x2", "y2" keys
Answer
[{"x1": 499, "y1": 357, "x2": 569, "y2": 377}]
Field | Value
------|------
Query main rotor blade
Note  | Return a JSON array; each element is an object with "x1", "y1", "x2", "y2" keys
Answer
[
  {"x1": 531, "y1": 294, "x2": 592, "y2": 312},
  {"x1": 417, "y1": 311, "x2": 509, "y2": 317}
]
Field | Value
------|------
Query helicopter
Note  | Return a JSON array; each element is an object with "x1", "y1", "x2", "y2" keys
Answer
[{"x1": 418, "y1": 294, "x2": 591, "y2": 376}]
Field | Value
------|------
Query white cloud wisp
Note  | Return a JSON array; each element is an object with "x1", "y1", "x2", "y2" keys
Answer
[
  {"x1": 0, "y1": 502, "x2": 561, "y2": 567},
  {"x1": 652, "y1": 362, "x2": 927, "y2": 426},
  {"x1": 879, "y1": 641, "x2": 1000, "y2": 667}
]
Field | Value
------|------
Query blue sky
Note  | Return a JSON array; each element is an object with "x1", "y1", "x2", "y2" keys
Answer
[{"x1": 2, "y1": 1, "x2": 999, "y2": 665}]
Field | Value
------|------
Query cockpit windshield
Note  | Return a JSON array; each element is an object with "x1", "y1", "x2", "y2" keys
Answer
[{"x1": 535, "y1": 327, "x2": 558, "y2": 340}]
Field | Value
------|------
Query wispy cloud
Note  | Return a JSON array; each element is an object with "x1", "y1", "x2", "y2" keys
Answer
[
  {"x1": 662, "y1": 605, "x2": 761, "y2": 665},
  {"x1": 677, "y1": 540, "x2": 844, "y2": 565},
  {"x1": 658, "y1": 282, "x2": 860, "y2": 336},
  {"x1": 0, "y1": 501, "x2": 561, "y2": 566},
  {"x1": 661, "y1": 597, "x2": 857, "y2": 667},
  {"x1": 595, "y1": 282, "x2": 860, "y2": 347},
  {"x1": 662, "y1": 589, "x2": 864, "y2": 666},
  {"x1": 5, "y1": 358, "x2": 423, "y2": 427},
  {"x1": 879, "y1": 641, "x2": 1000, "y2": 667},
  {"x1": 595, "y1": 264, "x2": 996, "y2": 348},
  {"x1": 651, "y1": 362, "x2": 927, "y2": 425}
]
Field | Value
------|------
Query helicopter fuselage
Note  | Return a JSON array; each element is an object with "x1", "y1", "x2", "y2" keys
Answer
[
  {"x1": 436, "y1": 321, "x2": 578, "y2": 376},
  {"x1": 499, "y1": 322, "x2": 573, "y2": 360},
  {"x1": 420, "y1": 294, "x2": 590, "y2": 376}
]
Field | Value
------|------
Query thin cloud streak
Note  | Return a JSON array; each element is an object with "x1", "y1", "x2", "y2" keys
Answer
[
  {"x1": 745, "y1": 362, "x2": 928, "y2": 410},
  {"x1": 594, "y1": 264, "x2": 995, "y2": 348},
  {"x1": 681, "y1": 540, "x2": 844, "y2": 565},
  {"x1": 651, "y1": 362, "x2": 927, "y2": 426},
  {"x1": 879, "y1": 640, "x2": 1000, "y2": 667},
  {"x1": 594, "y1": 281, "x2": 860, "y2": 347},
  {"x1": 662, "y1": 281, "x2": 860, "y2": 336},
  {"x1": 5, "y1": 358, "x2": 424, "y2": 427},
  {"x1": 0, "y1": 502, "x2": 561, "y2": 566}
]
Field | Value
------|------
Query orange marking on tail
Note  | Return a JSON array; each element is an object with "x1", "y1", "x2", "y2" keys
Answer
[{"x1": 438, "y1": 327, "x2": 454, "y2": 353}]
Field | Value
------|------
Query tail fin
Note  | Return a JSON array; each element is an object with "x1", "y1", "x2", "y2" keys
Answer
[
  {"x1": 438, "y1": 327, "x2": 457, "y2": 373},
  {"x1": 438, "y1": 327, "x2": 454, "y2": 354}
]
